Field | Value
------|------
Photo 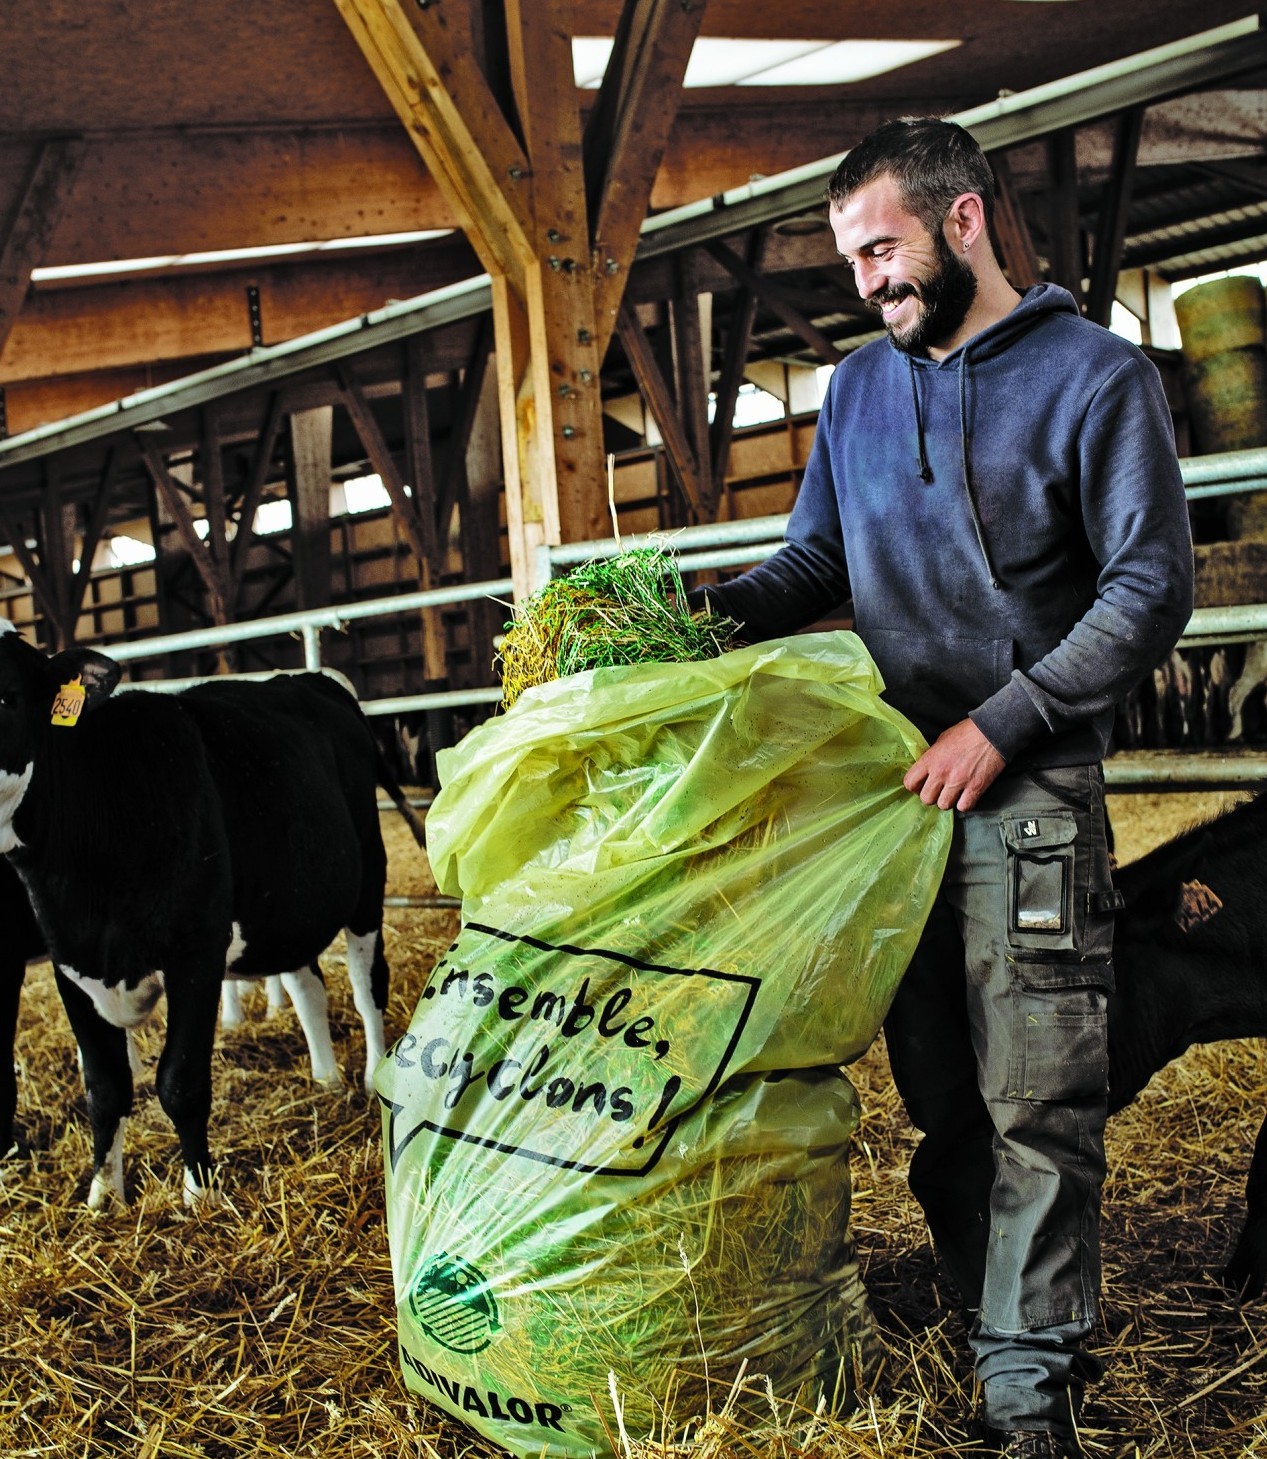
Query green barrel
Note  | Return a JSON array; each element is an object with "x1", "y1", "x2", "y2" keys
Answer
[
  {"x1": 1175, "y1": 276, "x2": 1266, "y2": 363},
  {"x1": 1185, "y1": 346, "x2": 1267, "y2": 456}
]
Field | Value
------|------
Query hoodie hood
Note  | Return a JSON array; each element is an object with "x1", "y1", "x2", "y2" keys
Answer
[{"x1": 901, "y1": 284, "x2": 1082, "y2": 588}]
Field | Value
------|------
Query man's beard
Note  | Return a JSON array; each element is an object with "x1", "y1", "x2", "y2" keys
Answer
[{"x1": 869, "y1": 229, "x2": 978, "y2": 357}]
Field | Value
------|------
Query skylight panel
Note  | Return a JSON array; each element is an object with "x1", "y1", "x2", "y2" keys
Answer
[
  {"x1": 573, "y1": 36, "x2": 961, "y2": 89},
  {"x1": 31, "y1": 231, "x2": 453, "y2": 284},
  {"x1": 737, "y1": 39, "x2": 961, "y2": 86},
  {"x1": 573, "y1": 37, "x2": 614, "y2": 89},
  {"x1": 682, "y1": 39, "x2": 826, "y2": 88}
]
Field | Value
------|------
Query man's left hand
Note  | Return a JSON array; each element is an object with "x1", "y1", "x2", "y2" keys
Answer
[{"x1": 904, "y1": 718, "x2": 1006, "y2": 812}]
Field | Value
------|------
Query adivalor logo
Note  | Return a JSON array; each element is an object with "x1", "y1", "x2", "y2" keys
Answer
[{"x1": 409, "y1": 1253, "x2": 501, "y2": 1354}]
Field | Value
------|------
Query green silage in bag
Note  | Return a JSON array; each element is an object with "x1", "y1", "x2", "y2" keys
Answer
[{"x1": 377, "y1": 631, "x2": 951, "y2": 1456}]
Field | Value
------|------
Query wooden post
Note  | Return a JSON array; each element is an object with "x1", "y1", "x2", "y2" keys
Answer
[
  {"x1": 288, "y1": 406, "x2": 334, "y2": 613},
  {"x1": 333, "y1": 0, "x2": 704, "y2": 599}
]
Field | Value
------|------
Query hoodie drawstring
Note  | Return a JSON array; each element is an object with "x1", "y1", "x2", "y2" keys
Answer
[
  {"x1": 908, "y1": 356, "x2": 933, "y2": 484},
  {"x1": 907, "y1": 351, "x2": 1002, "y2": 591}
]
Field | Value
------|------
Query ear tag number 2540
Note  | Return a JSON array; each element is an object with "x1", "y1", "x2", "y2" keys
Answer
[{"x1": 51, "y1": 676, "x2": 86, "y2": 728}]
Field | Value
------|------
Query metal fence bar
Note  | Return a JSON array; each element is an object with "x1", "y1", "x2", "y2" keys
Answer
[
  {"x1": 1104, "y1": 752, "x2": 1267, "y2": 789},
  {"x1": 77, "y1": 444, "x2": 1267, "y2": 739},
  {"x1": 106, "y1": 577, "x2": 515, "y2": 665}
]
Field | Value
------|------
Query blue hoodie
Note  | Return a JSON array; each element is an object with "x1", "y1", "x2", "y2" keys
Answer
[{"x1": 695, "y1": 284, "x2": 1194, "y2": 768}]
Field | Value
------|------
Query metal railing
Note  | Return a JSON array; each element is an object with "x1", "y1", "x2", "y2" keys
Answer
[{"x1": 87, "y1": 442, "x2": 1267, "y2": 790}]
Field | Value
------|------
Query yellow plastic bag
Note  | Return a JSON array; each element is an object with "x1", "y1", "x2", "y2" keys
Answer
[{"x1": 377, "y1": 631, "x2": 950, "y2": 1456}]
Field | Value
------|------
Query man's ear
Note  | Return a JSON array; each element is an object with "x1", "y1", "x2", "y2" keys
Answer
[
  {"x1": 946, "y1": 191, "x2": 986, "y2": 253},
  {"x1": 47, "y1": 647, "x2": 123, "y2": 711}
]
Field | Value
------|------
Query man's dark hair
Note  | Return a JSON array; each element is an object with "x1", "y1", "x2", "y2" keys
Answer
[{"x1": 827, "y1": 116, "x2": 995, "y2": 236}]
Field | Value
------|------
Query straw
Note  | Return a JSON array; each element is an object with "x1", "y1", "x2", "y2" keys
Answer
[
  {"x1": 495, "y1": 545, "x2": 739, "y2": 709},
  {"x1": 2, "y1": 796, "x2": 1264, "y2": 1456}
]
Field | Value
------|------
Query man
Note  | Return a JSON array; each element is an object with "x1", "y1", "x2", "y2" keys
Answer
[{"x1": 688, "y1": 117, "x2": 1193, "y2": 1458}]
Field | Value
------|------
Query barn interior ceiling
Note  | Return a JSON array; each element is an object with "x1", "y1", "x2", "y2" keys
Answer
[
  {"x1": 0, "y1": 1, "x2": 1264, "y2": 686},
  {"x1": 2, "y1": 1, "x2": 1263, "y2": 437}
]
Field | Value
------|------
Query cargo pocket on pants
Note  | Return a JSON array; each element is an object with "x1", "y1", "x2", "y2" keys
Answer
[
  {"x1": 1006, "y1": 961, "x2": 1112, "y2": 1102},
  {"x1": 1002, "y1": 812, "x2": 1078, "y2": 954}
]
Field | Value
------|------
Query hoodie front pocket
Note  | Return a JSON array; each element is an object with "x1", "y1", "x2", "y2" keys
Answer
[{"x1": 863, "y1": 629, "x2": 1013, "y2": 731}]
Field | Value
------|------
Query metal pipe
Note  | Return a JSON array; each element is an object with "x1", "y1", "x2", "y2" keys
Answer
[
  {"x1": 106, "y1": 577, "x2": 514, "y2": 664},
  {"x1": 1181, "y1": 603, "x2": 1267, "y2": 646},
  {"x1": 1180, "y1": 445, "x2": 1267, "y2": 486},
  {"x1": 362, "y1": 687, "x2": 503, "y2": 715},
  {"x1": 1104, "y1": 752, "x2": 1267, "y2": 789}
]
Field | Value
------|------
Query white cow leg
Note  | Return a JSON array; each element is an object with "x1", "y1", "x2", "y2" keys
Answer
[
  {"x1": 126, "y1": 1030, "x2": 144, "y2": 1080},
  {"x1": 219, "y1": 979, "x2": 247, "y2": 1028},
  {"x1": 87, "y1": 1120, "x2": 126, "y2": 1210},
  {"x1": 344, "y1": 929, "x2": 387, "y2": 1092},
  {"x1": 263, "y1": 974, "x2": 287, "y2": 1015},
  {"x1": 280, "y1": 966, "x2": 342, "y2": 1087}
]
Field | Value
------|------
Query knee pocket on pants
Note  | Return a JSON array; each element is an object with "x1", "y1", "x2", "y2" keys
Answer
[{"x1": 1006, "y1": 961, "x2": 1112, "y2": 1102}]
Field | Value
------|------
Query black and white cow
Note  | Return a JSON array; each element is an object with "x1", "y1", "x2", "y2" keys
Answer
[
  {"x1": 0, "y1": 634, "x2": 419, "y2": 1207},
  {"x1": 0, "y1": 855, "x2": 53, "y2": 1157}
]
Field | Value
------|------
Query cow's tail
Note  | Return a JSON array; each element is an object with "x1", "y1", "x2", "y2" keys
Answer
[{"x1": 374, "y1": 743, "x2": 427, "y2": 848}]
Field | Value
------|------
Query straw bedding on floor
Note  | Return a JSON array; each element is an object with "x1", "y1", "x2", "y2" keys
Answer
[{"x1": 3, "y1": 793, "x2": 1265, "y2": 1457}]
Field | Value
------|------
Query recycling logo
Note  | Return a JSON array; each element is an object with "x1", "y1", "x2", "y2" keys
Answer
[{"x1": 408, "y1": 1252, "x2": 502, "y2": 1354}]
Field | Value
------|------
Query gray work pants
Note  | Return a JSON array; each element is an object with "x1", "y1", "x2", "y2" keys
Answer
[{"x1": 883, "y1": 764, "x2": 1115, "y2": 1435}]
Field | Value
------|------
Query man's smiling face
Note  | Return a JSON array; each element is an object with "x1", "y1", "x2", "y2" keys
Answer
[{"x1": 831, "y1": 172, "x2": 978, "y2": 358}]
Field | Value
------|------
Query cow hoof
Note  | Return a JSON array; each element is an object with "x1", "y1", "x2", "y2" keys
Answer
[
  {"x1": 182, "y1": 1167, "x2": 224, "y2": 1210},
  {"x1": 87, "y1": 1172, "x2": 125, "y2": 1211}
]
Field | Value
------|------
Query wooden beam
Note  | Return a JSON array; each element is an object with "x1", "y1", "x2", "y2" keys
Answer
[
  {"x1": 704, "y1": 239, "x2": 845, "y2": 364},
  {"x1": 137, "y1": 436, "x2": 228, "y2": 622},
  {"x1": 1045, "y1": 128, "x2": 1085, "y2": 308},
  {"x1": 288, "y1": 406, "x2": 334, "y2": 612},
  {"x1": 502, "y1": 0, "x2": 608, "y2": 552},
  {"x1": 490, "y1": 275, "x2": 539, "y2": 599},
  {"x1": 457, "y1": 356, "x2": 505, "y2": 690},
  {"x1": 0, "y1": 139, "x2": 86, "y2": 356},
  {"x1": 39, "y1": 463, "x2": 75, "y2": 645},
  {"x1": 436, "y1": 315, "x2": 494, "y2": 545},
  {"x1": 584, "y1": 0, "x2": 708, "y2": 355},
  {"x1": 331, "y1": 0, "x2": 533, "y2": 284},
  {"x1": 1086, "y1": 107, "x2": 1145, "y2": 328},
  {"x1": 0, "y1": 507, "x2": 64, "y2": 640},
  {"x1": 402, "y1": 336, "x2": 441, "y2": 573},
  {"x1": 709, "y1": 264, "x2": 761, "y2": 493},
  {"x1": 2, "y1": 240, "x2": 482, "y2": 385},
  {"x1": 989, "y1": 151, "x2": 1043, "y2": 289},
  {"x1": 199, "y1": 410, "x2": 232, "y2": 596},
  {"x1": 1, "y1": 103, "x2": 978, "y2": 268},
  {"x1": 229, "y1": 391, "x2": 285, "y2": 591},
  {"x1": 402, "y1": 336, "x2": 447, "y2": 680},
  {"x1": 337, "y1": 368, "x2": 432, "y2": 570},
  {"x1": 672, "y1": 251, "x2": 713, "y2": 515},
  {"x1": 68, "y1": 446, "x2": 121, "y2": 629},
  {"x1": 616, "y1": 301, "x2": 704, "y2": 521}
]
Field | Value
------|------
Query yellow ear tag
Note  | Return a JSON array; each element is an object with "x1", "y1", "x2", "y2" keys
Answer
[{"x1": 51, "y1": 675, "x2": 87, "y2": 728}]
